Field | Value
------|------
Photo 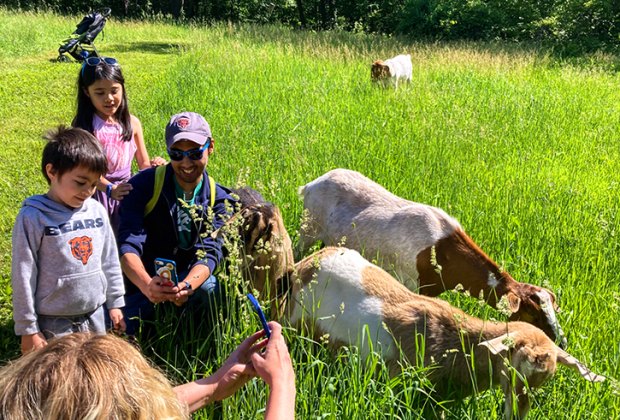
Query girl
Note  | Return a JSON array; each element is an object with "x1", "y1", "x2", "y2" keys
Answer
[{"x1": 73, "y1": 56, "x2": 165, "y2": 232}]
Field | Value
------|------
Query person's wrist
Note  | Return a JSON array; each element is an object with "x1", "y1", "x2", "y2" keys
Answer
[
  {"x1": 106, "y1": 183, "x2": 114, "y2": 198},
  {"x1": 270, "y1": 374, "x2": 296, "y2": 392},
  {"x1": 140, "y1": 277, "x2": 155, "y2": 299}
]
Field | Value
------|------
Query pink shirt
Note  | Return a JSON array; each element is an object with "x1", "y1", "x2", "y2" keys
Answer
[{"x1": 92, "y1": 114, "x2": 136, "y2": 180}]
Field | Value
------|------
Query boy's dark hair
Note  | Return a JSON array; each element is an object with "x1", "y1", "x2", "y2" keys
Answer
[
  {"x1": 41, "y1": 125, "x2": 108, "y2": 184},
  {"x1": 72, "y1": 61, "x2": 133, "y2": 142}
]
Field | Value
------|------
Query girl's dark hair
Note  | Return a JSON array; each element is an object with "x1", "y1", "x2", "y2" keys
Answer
[
  {"x1": 72, "y1": 61, "x2": 133, "y2": 142},
  {"x1": 41, "y1": 125, "x2": 108, "y2": 184}
]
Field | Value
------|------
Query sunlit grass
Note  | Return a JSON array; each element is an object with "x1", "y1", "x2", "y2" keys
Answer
[{"x1": 0, "y1": 9, "x2": 618, "y2": 419}]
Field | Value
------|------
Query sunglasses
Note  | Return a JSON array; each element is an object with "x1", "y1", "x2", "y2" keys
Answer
[
  {"x1": 168, "y1": 140, "x2": 211, "y2": 161},
  {"x1": 81, "y1": 56, "x2": 119, "y2": 77}
]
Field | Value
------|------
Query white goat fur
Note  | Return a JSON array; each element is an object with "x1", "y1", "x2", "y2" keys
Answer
[
  {"x1": 287, "y1": 247, "x2": 604, "y2": 419},
  {"x1": 298, "y1": 168, "x2": 566, "y2": 347}
]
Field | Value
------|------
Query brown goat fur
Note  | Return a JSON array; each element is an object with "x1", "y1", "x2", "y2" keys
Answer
[{"x1": 221, "y1": 187, "x2": 295, "y2": 318}]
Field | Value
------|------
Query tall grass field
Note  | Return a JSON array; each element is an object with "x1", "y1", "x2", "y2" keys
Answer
[{"x1": 0, "y1": 9, "x2": 618, "y2": 419}]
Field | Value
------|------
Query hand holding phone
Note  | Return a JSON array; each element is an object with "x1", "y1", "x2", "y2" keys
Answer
[
  {"x1": 247, "y1": 293, "x2": 271, "y2": 339},
  {"x1": 154, "y1": 258, "x2": 178, "y2": 287}
]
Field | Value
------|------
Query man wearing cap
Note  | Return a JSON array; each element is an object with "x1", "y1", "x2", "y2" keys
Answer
[{"x1": 117, "y1": 112, "x2": 237, "y2": 336}]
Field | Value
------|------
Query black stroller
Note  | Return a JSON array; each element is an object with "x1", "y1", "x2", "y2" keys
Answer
[{"x1": 57, "y1": 8, "x2": 112, "y2": 62}]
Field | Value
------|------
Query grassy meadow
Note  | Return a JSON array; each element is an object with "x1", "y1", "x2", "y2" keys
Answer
[{"x1": 0, "y1": 9, "x2": 619, "y2": 419}]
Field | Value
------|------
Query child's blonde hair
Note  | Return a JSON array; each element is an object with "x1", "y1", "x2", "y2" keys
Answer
[{"x1": 0, "y1": 333, "x2": 188, "y2": 419}]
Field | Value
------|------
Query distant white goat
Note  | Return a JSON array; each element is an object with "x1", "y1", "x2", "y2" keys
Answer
[
  {"x1": 298, "y1": 168, "x2": 566, "y2": 347},
  {"x1": 287, "y1": 247, "x2": 604, "y2": 419},
  {"x1": 371, "y1": 54, "x2": 412, "y2": 88}
]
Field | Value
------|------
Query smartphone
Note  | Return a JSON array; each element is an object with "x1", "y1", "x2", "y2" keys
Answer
[
  {"x1": 247, "y1": 293, "x2": 271, "y2": 339},
  {"x1": 154, "y1": 258, "x2": 178, "y2": 286}
]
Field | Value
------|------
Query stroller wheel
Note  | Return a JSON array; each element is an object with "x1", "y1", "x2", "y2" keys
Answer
[{"x1": 57, "y1": 55, "x2": 71, "y2": 63}]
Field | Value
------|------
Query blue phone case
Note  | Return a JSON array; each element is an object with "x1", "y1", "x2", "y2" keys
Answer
[
  {"x1": 247, "y1": 293, "x2": 271, "y2": 338},
  {"x1": 154, "y1": 258, "x2": 178, "y2": 286}
]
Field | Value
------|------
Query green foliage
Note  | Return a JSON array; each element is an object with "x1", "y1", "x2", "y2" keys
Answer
[
  {"x1": 0, "y1": 11, "x2": 619, "y2": 418},
  {"x1": 396, "y1": 0, "x2": 619, "y2": 52},
  {"x1": 2, "y1": 0, "x2": 619, "y2": 51},
  {"x1": 553, "y1": 0, "x2": 620, "y2": 53},
  {"x1": 398, "y1": 0, "x2": 550, "y2": 40}
]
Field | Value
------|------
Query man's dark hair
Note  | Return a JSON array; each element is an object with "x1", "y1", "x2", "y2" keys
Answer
[{"x1": 41, "y1": 125, "x2": 108, "y2": 184}]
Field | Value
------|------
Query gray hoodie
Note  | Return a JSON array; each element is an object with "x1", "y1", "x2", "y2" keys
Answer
[{"x1": 11, "y1": 195, "x2": 125, "y2": 336}]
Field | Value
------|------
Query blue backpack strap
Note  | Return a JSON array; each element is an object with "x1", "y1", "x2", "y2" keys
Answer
[{"x1": 144, "y1": 164, "x2": 167, "y2": 216}]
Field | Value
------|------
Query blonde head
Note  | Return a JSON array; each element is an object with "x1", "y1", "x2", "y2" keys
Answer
[{"x1": 0, "y1": 333, "x2": 188, "y2": 420}]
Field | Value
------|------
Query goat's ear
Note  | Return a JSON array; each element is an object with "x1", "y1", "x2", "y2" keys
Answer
[
  {"x1": 506, "y1": 292, "x2": 521, "y2": 313},
  {"x1": 543, "y1": 287, "x2": 560, "y2": 311},
  {"x1": 479, "y1": 332, "x2": 516, "y2": 354},
  {"x1": 556, "y1": 349, "x2": 606, "y2": 382}
]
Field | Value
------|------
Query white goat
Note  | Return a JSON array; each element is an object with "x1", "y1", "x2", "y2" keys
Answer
[
  {"x1": 371, "y1": 54, "x2": 412, "y2": 88},
  {"x1": 287, "y1": 247, "x2": 604, "y2": 419},
  {"x1": 298, "y1": 168, "x2": 566, "y2": 347}
]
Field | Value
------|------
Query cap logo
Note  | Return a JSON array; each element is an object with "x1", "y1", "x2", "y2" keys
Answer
[{"x1": 175, "y1": 117, "x2": 191, "y2": 130}]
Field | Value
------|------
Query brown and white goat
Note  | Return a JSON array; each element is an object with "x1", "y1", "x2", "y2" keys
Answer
[
  {"x1": 371, "y1": 54, "x2": 413, "y2": 88},
  {"x1": 298, "y1": 168, "x2": 567, "y2": 347},
  {"x1": 287, "y1": 247, "x2": 604, "y2": 419},
  {"x1": 218, "y1": 187, "x2": 294, "y2": 317}
]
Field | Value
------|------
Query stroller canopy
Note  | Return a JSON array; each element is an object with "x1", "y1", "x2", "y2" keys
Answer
[
  {"x1": 74, "y1": 7, "x2": 112, "y2": 44},
  {"x1": 57, "y1": 7, "x2": 111, "y2": 62}
]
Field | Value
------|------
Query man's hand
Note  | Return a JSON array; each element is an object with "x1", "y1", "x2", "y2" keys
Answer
[{"x1": 146, "y1": 276, "x2": 183, "y2": 304}]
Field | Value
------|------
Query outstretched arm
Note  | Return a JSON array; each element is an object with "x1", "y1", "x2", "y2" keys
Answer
[
  {"x1": 251, "y1": 322, "x2": 296, "y2": 420},
  {"x1": 173, "y1": 328, "x2": 266, "y2": 412},
  {"x1": 173, "y1": 323, "x2": 295, "y2": 415}
]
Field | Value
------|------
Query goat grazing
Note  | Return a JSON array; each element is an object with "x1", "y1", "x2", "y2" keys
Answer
[
  {"x1": 371, "y1": 54, "x2": 412, "y2": 88},
  {"x1": 217, "y1": 187, "x2": 294, "y2": 317},
  {"x1": 298, "y1": 168, "x2": 567, "y2": 347},
  {"x1": 287, "y1": 247, "x2": 604, "y2": 419}
]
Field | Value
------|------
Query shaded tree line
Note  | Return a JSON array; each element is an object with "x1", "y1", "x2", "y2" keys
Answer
[{"x1": 3, "y1": 0, "x2": 618, "y2": 52}]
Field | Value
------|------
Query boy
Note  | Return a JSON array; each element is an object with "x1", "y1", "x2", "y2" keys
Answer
[{"x1": 11, "y1": 126, "x2": 125, "y2": 354}]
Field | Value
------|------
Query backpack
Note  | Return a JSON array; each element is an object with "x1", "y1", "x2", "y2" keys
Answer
[{"x1": 144, "y1": 165, "x2": 215, "y2": 216}]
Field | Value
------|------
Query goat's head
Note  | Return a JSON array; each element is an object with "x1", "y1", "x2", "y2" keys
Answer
[
  {"x1": 239, "y1": 203, "x2": 295, "y2": 317},
  {"x1": 371, "y1": 60, "x2": 390, "y2": 81},
  {"x1": 480, "y1": 328, "x2": 604, "y2": 385},
  {"x1": 480, "y1": 327, "x2": 604, "y2": 419},
  {"x1": 504, "y1": 283, "x2": 567, "y2": 348}
]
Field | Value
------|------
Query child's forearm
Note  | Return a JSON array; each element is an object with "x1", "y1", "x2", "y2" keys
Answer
[{"x1": 97, "y1": 176, "x2": 112, "y2": 192}]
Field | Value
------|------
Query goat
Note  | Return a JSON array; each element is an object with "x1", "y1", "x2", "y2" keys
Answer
[
  {"x1": 287, "y1": 247, "x2": 604, "y2": 419},
  {"x1": 298, "y1": 168, "x2": 567, "y2": 347},
  {"x1": 217, "y1": 187, "x2": 294, "y2": 318},
  {"x1": 371, "y1": 54, "x2": 412, "y2": 88}
]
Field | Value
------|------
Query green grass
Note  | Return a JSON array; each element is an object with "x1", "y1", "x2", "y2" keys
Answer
[{"x1": 1, "y1": 9, "x2": 619, "y2": 419}]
